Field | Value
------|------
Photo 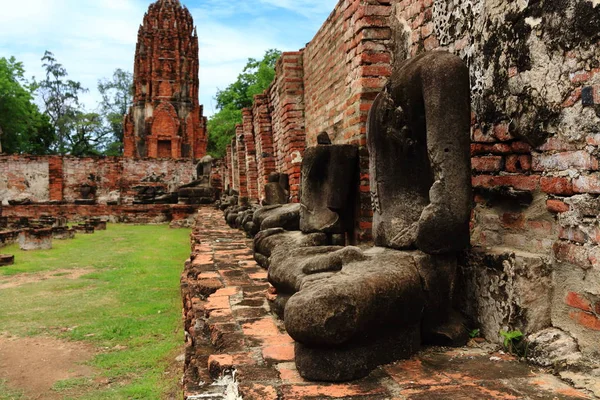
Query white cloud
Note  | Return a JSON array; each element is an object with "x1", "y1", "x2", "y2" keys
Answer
[
  {"x1": 257, "y1": 0, "x2": 338, "y2": 18},
  {"x1": 0, "y1": 0, "x2": 337, "y2": 117}
]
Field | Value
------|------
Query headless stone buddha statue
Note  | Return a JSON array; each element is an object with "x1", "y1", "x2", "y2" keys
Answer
[{"x1": 267, "y1": 51, "x2": 472, "y2": 381}]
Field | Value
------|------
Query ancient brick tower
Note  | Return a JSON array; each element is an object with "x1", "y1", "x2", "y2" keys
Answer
[{"x1": 123, "y1": 0, "x2": 208, "y2": 160}]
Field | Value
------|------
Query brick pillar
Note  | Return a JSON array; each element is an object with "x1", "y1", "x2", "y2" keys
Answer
[
  {"x1": 210, "y1": 159, "x2": 223, "y2": 194},
  {"x1": 235, "y1": 126, "x2": 248, "y2": 198},
  {"x1": 242, "y1": 108, "x2": 259, "y2": 203},
  {"x1": 270, "y1": 51, "x2": 306, "y2": 202},
  {"x1": 253, "y1": 93, "x2": 276, "y2": 202},
  {"x1": 225, "y1": 144, "x2": 233, "y2": 192},
  {"x1": 348, "y1": 1, "x2": 393, "y2": 241},
  {"x1": 48, "y1": 156, "x2": 64, "y2": 201},
  {"x1": 230, "y1": 138, "x2": 240, "y2": 193}
]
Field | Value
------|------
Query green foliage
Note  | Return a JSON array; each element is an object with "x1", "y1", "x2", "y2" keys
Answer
[
  {"x1": 500, "y1": 329, "x2": 528, "y2": 357},
  {"x1": 0, "y1": 224, "x2": 190, "y2": 399},
  {"x1": 207, "y1": 105, "x2": 242, "y2": 158},
  {"x1": 0, "y1": 56, "x2": 55, "y2": 154},
  {"x1": 68, "y1": 112, "x2": 112, "y2": 157},
  {"x1": 208, "y1": 49, "x2": 281, "y2": 157},
  {"x1": 0, "y1": 380, "x2": 25, "y2": 400},
  {"x1": 34, "y1": 51, "x2": 88, "y2": 155},
  {"x1": 469, "y1": 328, "x2": 481, "y2": 339},
  {"x1": 22, "y1": 51, "x2": 133, "y2": 156},
  {"x1": 97, "y1": 69, "x2": 133, "y2": 156}
]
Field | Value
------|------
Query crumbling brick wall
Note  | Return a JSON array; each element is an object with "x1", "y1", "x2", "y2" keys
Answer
[
  {"x1": 252, "y1": 93, "x2": 276, "y2": 201},
  {"x1": 226, "y1": 0, "x2": 392, "y2": 226},
  {"x1": 219, "y1": 0, "x2": 600, "y2": 353},
  {"x1": 269, "y1": 52, "x2": 306, "y2": 202},
  {"x1": 392, "y1": 0, "x2": 600, "y2": 353},
  {"x1": 0, "y1": 156, "x2": 196, "y2": 206},
  {"x1": 242, "y1": 108, "x2": 259, "y2": 202}
]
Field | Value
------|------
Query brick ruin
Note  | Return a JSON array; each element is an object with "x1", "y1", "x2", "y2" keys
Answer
[
  {"x1": 1, "y1": 0, "x2": 217, "y2": 258},
  {"x1": 212, "y1": 0, "x2": 600, "y2": 389},
  {"x1": 0, "y1": 0, "x2": 599, "y2": 396},
  {"x1": 0, "y1": 0, "x2": 214, "y2": 224},
  {"x1": 123, "y1": 0, "x2": 208, "y2": 160}
]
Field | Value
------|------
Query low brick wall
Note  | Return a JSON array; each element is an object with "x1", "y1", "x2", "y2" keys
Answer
[
  {"x1": 2, "y1": 204, "x2": 197, "y2": 224},
  {"x1": 0, "y1": 155, "x2": 197, "y2": 205}
]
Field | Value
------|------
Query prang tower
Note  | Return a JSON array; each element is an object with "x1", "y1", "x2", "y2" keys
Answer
[{"x1": 123, "y1": 0, "x2": 207, "y2": 159}]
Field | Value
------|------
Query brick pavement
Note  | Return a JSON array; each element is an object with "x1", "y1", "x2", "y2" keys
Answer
[{"x1": 181, "y1": 206, "x2": 595, "y2": 400}]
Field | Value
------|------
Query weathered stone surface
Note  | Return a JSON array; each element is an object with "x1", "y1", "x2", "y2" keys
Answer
[
  {"x1": 269, "y1": 246, "x2": 364, "y2": 294},
  {"x1": 299, "y1": 138, "x2": 359, "y2": 237},
  {"x1": 457, "y1": 247, "x2": 553, "y2": 342},
  {"x1": 253, "y1": 229, "x2": 328, "y2": 269},
  {"x1": 178, "y1": 186, "x2": 217, "y2": 205},
  {"x1": 267, "y1": 245, "x2": 465, "y2": 381},
  {"x1": 552, "y1": 254, "x2": 600, "y2": 356},
  {"x1": 123, "y1": 0, "x2": 207, "y2": 160},
  {"x1": 368, "y1": 51, "x2": 471, "y2": 254},
  {"x1": 18, "y1": 228, "x2": 52, "y2": 251},
  {"x1": 294, "y1": 327, "x2": 420, "y2": 382},
  {"x1": 52, "y1": 227, "x2": 76, "y2": 240},
  {"x1": 262, "y1": 173, "x2": 289, "y2": 206},
  {"x1": 527, "y1": 328, "x2": 583, "y2": 368},
  {"x1": 251, "y1": 203, "x2": 300, "y2": 235},
  {"x1": 0, "y1": 254, "x2": 14, "y2": 266},
  {"x1": 280, "y1": 248, "x2": 457, "y2": 346}
]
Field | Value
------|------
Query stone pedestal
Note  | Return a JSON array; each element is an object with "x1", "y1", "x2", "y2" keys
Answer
[
  {"x1": 89, "y1": 218, "x2": 107, "y2": 231},
  {"x1": 52, "y1": 227, "x2": 76, "y2": 240},
  {"x1": 18, "y1": 228, "x2": 53, "y2": 251},
  {"x1": 178, "y1": 186, "x2": 216, "y2": 205},
  {"x1": 0, "y1": 254, "x2": 14, "y2": 266},
  {"x1": 0, "y1": 230, "x2": 19, "y2": 247},
  {"x1": 74, "y1": 224, "x2": 95, "y2": 234}
]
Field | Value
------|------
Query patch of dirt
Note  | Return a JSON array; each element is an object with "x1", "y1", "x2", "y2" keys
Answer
[
  {"x1": 162, "y1": 348, "x2": 185, "y2": 400},
  {"x1": 0, "y1": 335, "x2": 96, "y2": 399},
  {"x1": 0, "y1": 268, "x2": 94, "y2": 290}
]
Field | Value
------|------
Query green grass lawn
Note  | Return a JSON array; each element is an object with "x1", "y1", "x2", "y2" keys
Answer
[{"x1": 0, "y1": 224, "x2": 191, "y2": 399}]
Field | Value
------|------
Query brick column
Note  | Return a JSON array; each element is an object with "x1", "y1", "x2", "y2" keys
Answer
[
  {"x1": 225, "y1": 143, "x2": 233, "y2": 192},
  {"x1": 235, "y1": 125, "x2": 248, "y2": 198},
  {"x1": 269, "y1": 51, "x2": 306, "y2": 202},
  {"x1": 230, "y1": 138, "x2": 240, "y2": 193},
  {"x1": 242, "y1": 108, "x2": 259, "y2": 203},
  {"x1": 48, "y1": 156, "x2": 64, "y2": 202},
  {"x1": 253, "y1": 93, "x2": 276, "y2": 202}
]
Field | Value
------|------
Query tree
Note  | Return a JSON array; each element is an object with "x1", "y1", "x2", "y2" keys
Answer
[
  {"x1": 98, "y1": 69, "x2": 133, "y2": 156},
  {"x1": 68, "y1": 112, "x2": 112, "y2": 156},
  {"x1": 34, "y1": 51, "x2": 87, "y2": 154},
  {"x1": 0, "y1": 56, "x2": 55, "y2": 154},
  {"x1": 208, "y1": 49, "x2": 281, "y2": 157}
]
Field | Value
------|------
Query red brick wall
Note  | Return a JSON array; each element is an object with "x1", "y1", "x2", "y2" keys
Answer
[
  {"x1": 48, "y1": 156, "x2": 64, "y2": 201},
  {"x1": 268, "y1": 52, "x2": 306, "y2": 202},
  {"x1": 220, "y1": 0, "x2": 392, "y2": 227},
  {"x1": 242, "y1": 108, "x2": 259, "y2": 202},
  {"x1": 2, "y1": 204, "x2": 196, "y2": 223},
  {"x1": 235, "y1": 125, "x2": 248, "y2": 198},
  {"x1": 252, "y1": 94, "x2": 276, "y2": 201},
  {"x1": 394, "y1": 0, "x2": 600, "y2": 351},
  {"x1": 0, "y1": 156, "x2": 196, "y2": 206},
  {"x1": 303, "y1": 1, "x2": 391, "y2": 147}
]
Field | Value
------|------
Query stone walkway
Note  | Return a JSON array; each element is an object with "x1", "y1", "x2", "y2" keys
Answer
[{"x1": 182, "y1": 206, "x2": 596, "y2": 400}]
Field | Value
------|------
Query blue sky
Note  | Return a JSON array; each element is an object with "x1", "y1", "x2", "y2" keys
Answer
[{"x1": 0, "y1": 0, "x2": 337, "y2": 116}]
